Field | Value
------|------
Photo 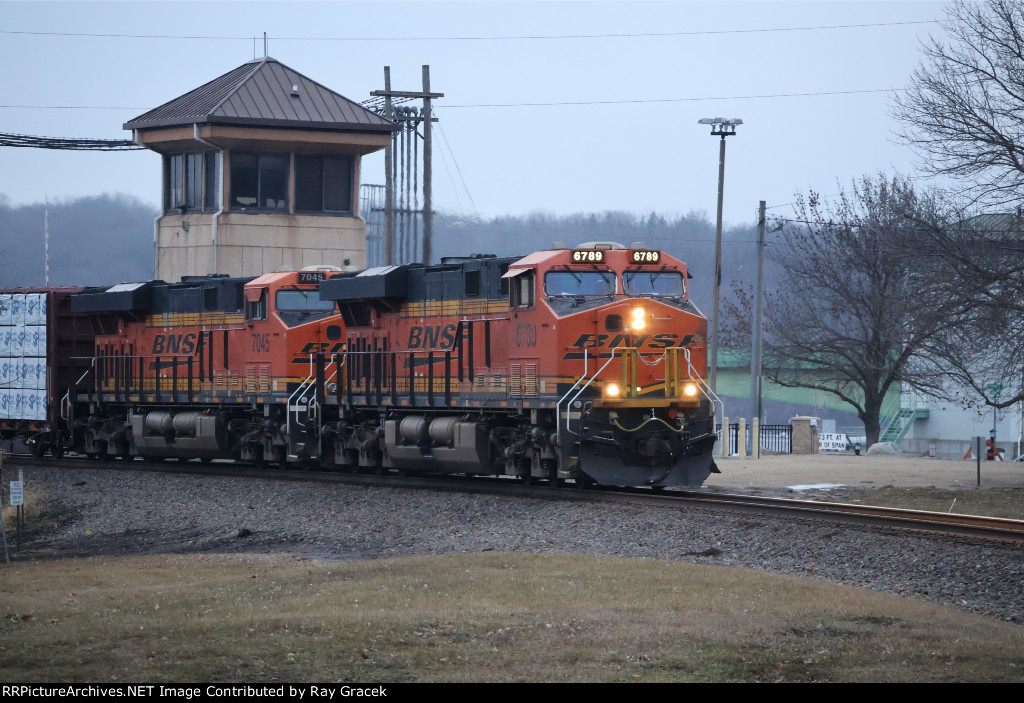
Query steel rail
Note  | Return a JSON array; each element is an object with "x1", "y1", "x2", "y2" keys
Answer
[{"x1": 8, "y1": 454, "x2": 1024, "y2": 543}]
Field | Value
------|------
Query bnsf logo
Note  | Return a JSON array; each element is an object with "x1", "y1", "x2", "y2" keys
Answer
[
  {"x1": 569, "y1": 333, "x2": 698, "y2": 349},
  {"x1": 151, "y1": 333, "x2": 197, "y2": 355},
  {"x1": 408, "y1": 324, "x2": 458, "y2": 350}
]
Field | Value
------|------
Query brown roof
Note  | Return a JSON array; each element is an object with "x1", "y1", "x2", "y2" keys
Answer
[{"x1": 124, "y1": 57, "x2": 396, "y2": 133}]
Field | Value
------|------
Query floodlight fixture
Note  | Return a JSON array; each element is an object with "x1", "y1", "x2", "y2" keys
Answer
[{"x1": 698, "y1": 117, "x2": 743, "y2": 136}]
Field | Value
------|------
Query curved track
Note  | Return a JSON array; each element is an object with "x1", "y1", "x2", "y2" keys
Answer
[{"x1": 6, "y1": 453, "x2": 1024, "y2": 544}]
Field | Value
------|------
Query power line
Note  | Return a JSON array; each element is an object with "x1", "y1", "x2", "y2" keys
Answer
[
  {"x1": 0, "y1": 132, "x2": 142, "y2": 150},
  {"x1": 0, "y1": 87, "x2": 904, "y2": 113},
  {"x1": 0, "y1": 105, "x2": 146, "y2": 110},
  {"x1": 442, "y1": 88, "x2": 903, "y2": 108},
  {"x1": 0, "y1": 20, "x2": 938, "y2": 43}
]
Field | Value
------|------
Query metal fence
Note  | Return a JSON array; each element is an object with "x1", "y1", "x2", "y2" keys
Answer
[
  {"x1": 716, "y1": 422, "x2": 792, "y2": 455},
  {"x1": 716, "y1": 423, "x2": 739, "y2": 455},
  {"x1": 759, "y1": 424, "x2": 792, "y2": 453}
]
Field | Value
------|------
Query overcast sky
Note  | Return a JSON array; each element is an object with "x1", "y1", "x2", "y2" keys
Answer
[{"x1": 0, "y1": 0, "x2": 949, "y2": 229}]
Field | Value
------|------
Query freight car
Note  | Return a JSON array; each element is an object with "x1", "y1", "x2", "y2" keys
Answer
[
  {"x1": 0, "y1": 287, "x2": 105, "y2": 457},
  {"x1": 19, "y1": 242, "x2": 720, "y2": 488}
]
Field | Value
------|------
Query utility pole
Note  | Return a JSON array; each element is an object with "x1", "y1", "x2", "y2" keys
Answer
[
  {"x1": 383, "y1": 67, "x2": 394, "y2": 265},
  {"x1": 750, "y1": 200, "x2": 766, "y2": 424},
  {"x1": 370, "y1": 66, "x2": 443, "y2": 265},
  {"x1": 422, "y1": 66, "x2": 434, "y2": 266},
  {"x1": 44, "y1": 196, "x2": 50, "y2": 286}
]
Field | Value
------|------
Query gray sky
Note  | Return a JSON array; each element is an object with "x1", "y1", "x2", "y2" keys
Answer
[{"x1": 0, "y1": 0, "x2": 948, "y2": 228}]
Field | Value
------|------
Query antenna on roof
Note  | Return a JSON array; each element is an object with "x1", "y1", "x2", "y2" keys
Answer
[{"x1": 264, "y1": 32, "x2": 268, "y2": 58}]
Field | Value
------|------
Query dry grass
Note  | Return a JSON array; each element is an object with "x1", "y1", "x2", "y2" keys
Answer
[{"x1": 0, "y1": 552, "x2": 1021, "y2": 683}]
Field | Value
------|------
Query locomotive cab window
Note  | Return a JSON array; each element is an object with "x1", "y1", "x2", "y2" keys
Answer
[
  {"x1": 511, "y1": 272, "x2": 535, "y2": 308},
  {"x1": 544, "y1": 270, "x2": 616, "y2": 298},
  {"x1": 623, "y1": 271, "x2": 686, "y2": 297},
  {"x1": 245, "y1": 289, "x2": 267, "y2": 321}
]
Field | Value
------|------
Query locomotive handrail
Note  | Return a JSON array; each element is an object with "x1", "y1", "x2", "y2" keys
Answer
[
  {"x1": 555, "y1": 347, "x2": 591, "y2": 448},
  {"x1": 682, "y1": 347, "x2": 723, "y2": 422},
  {"x1": 559, "y1": 345, "x2": 621, "y2": 440},
  {"x1": 286, "y1": 355, "x2": 318, "y2": 433},
  {"x1": 287, "y1": 353, "x2": 338, "y2": 434},
  {"x1": 61, "y1": 359, "x2": 95, "y2": 422}
]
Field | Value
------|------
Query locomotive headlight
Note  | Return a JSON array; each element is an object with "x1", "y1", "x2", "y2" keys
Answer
[
  {"x1": 682, "y1": 383, "x2": 699, "y2": 397},
  {"x1": 630, "y1": 307, "x2": 646, "y2": 330},
  {"x1": 605, "y1": 383, "x2": 621, "y2": 398}
]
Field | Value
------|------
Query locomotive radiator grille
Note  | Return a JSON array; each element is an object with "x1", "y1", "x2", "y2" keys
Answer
[{"x1": 509, "y1": 363, "x2": 538, "y2": 398}]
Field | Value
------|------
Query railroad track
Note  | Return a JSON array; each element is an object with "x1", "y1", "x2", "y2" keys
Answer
[{"x1": 6, "y1": 453, "x2": 1024, "y2": 544}]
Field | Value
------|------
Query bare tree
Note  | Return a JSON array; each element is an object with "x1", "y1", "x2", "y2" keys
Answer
[
  {"x1": 892, "y1": 0, "x2": 1024, "y2": 208},
  {"x1": 903, "y1": 210, "x2": 1024, "y2": 410},
  {"x1": 724, "y1": 175, "x2": 963, "y2": 447}
]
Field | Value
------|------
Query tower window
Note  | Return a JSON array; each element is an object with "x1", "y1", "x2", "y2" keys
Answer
[
  {"x1": 164, "y1": 151, "x2": 219, "y2": 213},
  {"x1": 231, "y1": 152, "x2": 287, "y2": 211},
  {"x1": 295, "y1": 155, "x2": 354, "y2": 213}
]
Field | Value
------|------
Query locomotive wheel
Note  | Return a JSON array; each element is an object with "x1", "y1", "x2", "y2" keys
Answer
[
  {"x1": 272, "y1": 446, "x2": 288, "y2": 468},
  {"x1": 144, "y1": 456, "x2": 166, "y2": 464},
  {"x1": 252, "y1": 448, "x2": 265, "y2": 469},
  {"x1": 31, "y1": 440, "x2": 47, "y2": 459},
  {"x1": 52, "y1": 442, "x2": 65, "y2": 459},
  {"x1": 575, "y1": 474, "x2": 596, "y2": 490}
]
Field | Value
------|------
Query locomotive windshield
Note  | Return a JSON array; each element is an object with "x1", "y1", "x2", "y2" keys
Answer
[
  {"x1": 623, "y1": 271, "x2": 685, "y2": 297},
  {"x1": 544, "y1": 270, "x2": 616, "y2": 297},
  {"x1": 275, "y1": 289, "x2": 337, "y2": 326},
  {"x1": 276, "y1": 289, "x2": 337, "y2": 312}
]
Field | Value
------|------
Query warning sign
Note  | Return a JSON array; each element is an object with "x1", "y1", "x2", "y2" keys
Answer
[
  {"x1": 9, "y1": 481, "x2": 23, "y2": 506},
  {"x1": 818, "y1": 433, "x2": 851, "y2": 452}
]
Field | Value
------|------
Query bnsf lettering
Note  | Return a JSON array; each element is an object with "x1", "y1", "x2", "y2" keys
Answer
[
  {"x1": 569, "y1": 333, "x2": 698, "y2": 349},
  {"x1": 408, "y1": 324, "x2": 458, "y2": 350},
  {"x1": 152, "y1": 333, "x2": 197, "y2": 355}
]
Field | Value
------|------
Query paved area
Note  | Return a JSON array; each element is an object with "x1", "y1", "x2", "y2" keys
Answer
[{"x1": 705, "y1": 452, "x2": 1024, "y2": 492}]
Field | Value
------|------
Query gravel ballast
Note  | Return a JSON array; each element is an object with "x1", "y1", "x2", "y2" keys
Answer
[{"x1": 8, "y1": 466, "x2": 1024, "y2": 624}]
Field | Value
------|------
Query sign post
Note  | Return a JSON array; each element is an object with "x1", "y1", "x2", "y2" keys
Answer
[
  {"x1": 9, "y1": 468, "x2": 23, "y2": 550},
  {"x1": 0, "y1": 452, "x2": 8, "y2": 562}
]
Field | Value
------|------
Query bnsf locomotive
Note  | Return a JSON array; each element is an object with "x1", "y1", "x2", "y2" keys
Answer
[{"x1": 2, "y1": 243, "x2": 720, "y2": 487}]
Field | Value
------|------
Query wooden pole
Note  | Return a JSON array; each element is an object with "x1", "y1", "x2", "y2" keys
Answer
[{"x1": 422, "y1": 65, "x2": 433, "y2": 265}]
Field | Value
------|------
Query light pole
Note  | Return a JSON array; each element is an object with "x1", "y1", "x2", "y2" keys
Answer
[{"x1": 697, "y1": 117, "x2": 742, "y2": 392}]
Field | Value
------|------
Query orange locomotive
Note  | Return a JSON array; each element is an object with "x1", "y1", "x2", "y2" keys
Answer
[
  {"x1": 70, "y1": 269, "x2": 343, "y2": 465},
  {"x1": 319, "y1": 242, "x2": 720, "y2": 487},
  {"x1": 65, "y1": 243, "x2": 720, "y2": 487}
]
